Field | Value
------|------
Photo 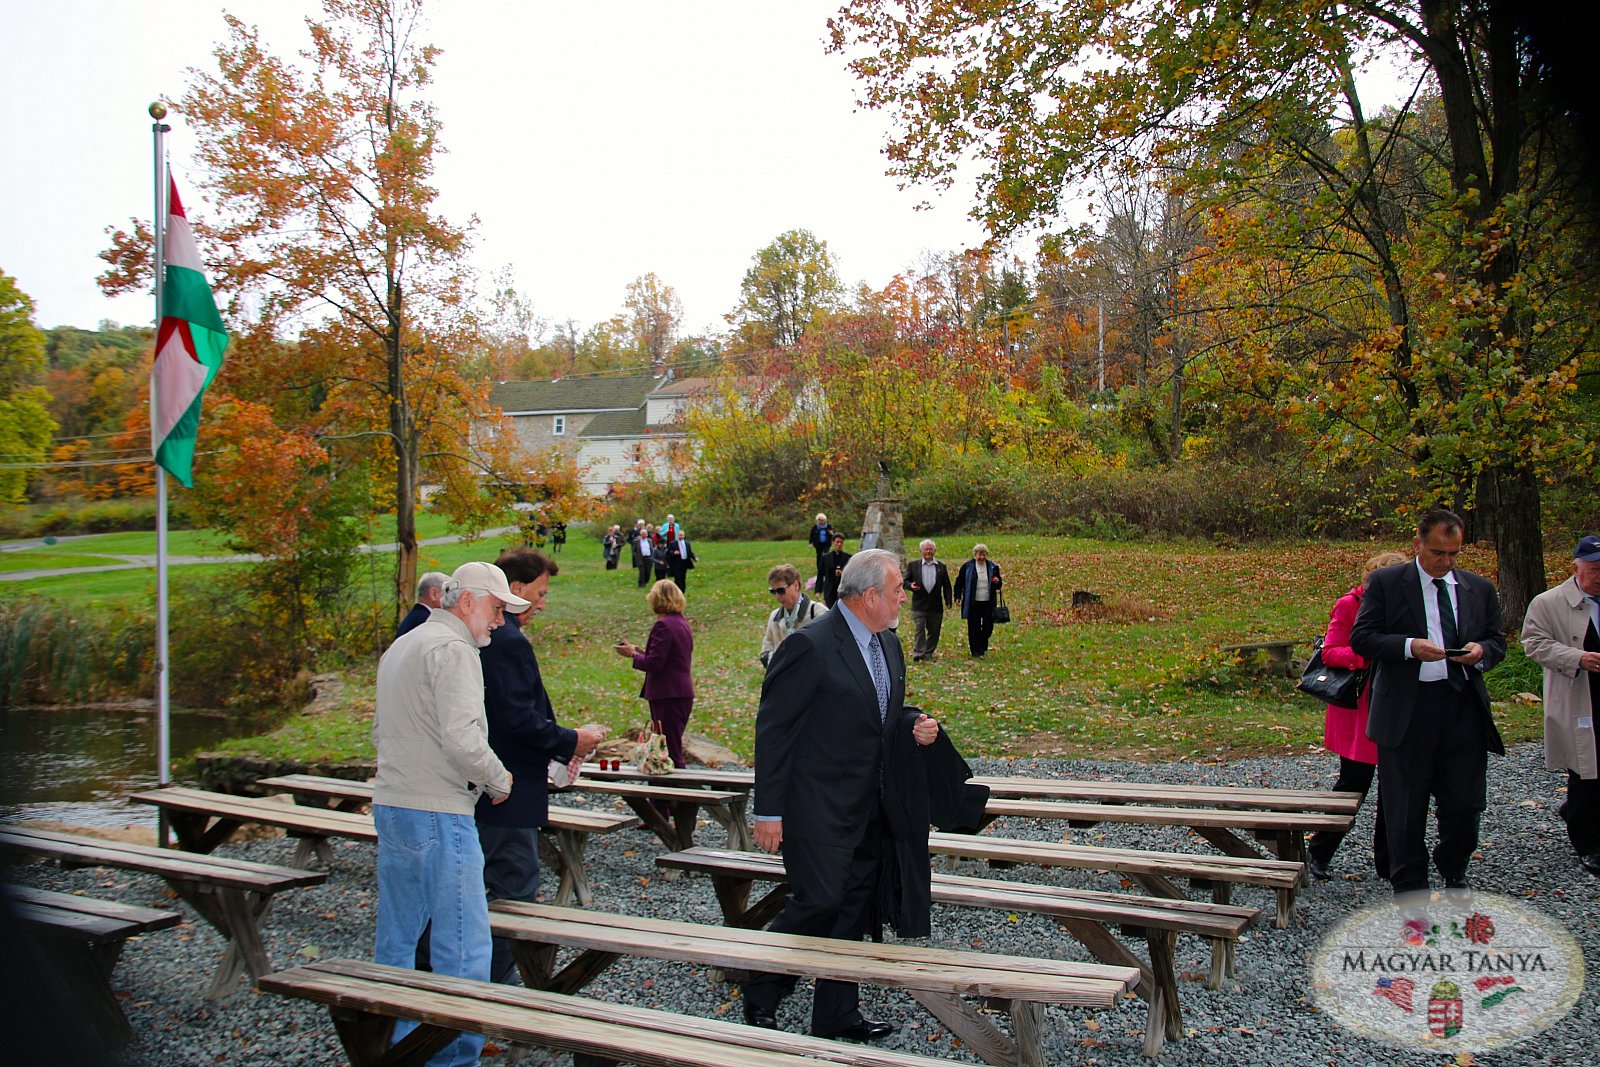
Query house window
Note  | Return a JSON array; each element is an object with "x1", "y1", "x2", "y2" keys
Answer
[{"x1": 553, "y1": 415, "x2": 566, "y2": 436}]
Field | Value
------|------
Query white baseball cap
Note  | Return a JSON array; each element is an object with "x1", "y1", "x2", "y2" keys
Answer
[{"x1": 448, "y1": 561, "x2": 531, "y2": 612}]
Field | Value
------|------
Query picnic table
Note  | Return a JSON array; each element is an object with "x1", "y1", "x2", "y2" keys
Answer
[
  {"x1": 134, "y1": 784, "x2": 636, "y2": 907},
  {"x1": 0, "y1": 824, "x2": 325, "y2": 998},
  {"x1": 576, "y1": 762, "x2": 756, "y2": 851},
  {"x1": 4, "y1": 883, "x2": 182, "y2": 1041},
  {"x1": 491, "y1": 901, "x2": 1140, "y2": 1065}
]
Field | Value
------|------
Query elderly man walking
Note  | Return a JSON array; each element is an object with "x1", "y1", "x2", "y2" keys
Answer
[
  {"x1": 372, "y1": 561, "x2": 525, "y2": 1066},
  {"x1": 1521, "y1": 534, "x2": 1600, "y2": 878},
  {"x1": 902, "y1": 539, "x2": 952, "y2": 661}
]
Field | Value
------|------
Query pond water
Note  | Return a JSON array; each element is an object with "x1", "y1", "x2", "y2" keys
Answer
[{"x1": 0, "y1": 704, "x2": 255, "y2": 828}]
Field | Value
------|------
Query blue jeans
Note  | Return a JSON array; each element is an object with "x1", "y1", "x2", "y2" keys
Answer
[{"x1": 374, "y1": 804, "x2": 491, "y2": 1067}]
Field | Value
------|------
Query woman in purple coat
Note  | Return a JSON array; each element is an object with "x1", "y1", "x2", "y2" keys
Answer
[{"x1": 614, "y1": 578, "x2": 695, "y2": 768}]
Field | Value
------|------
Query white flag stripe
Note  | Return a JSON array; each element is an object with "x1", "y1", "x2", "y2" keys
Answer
[
  {"x1": 165, "y1": 211, "x2": 204, "y2": 272},
  {"x1": 152, "y1": 328, "x2": 209, "y2": 444}
]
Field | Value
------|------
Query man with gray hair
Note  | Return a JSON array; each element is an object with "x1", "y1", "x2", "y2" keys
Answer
[
  {"x1": 902, "y1": 539, "x2": 952, "y2": 662},
  {"x1": 743, "y1": 549, "x2": 939, "y2": 1041},
  {"x1": 396, "y1": 570, "x2": 449, "y2": 636},
  {"x1": 373, "y1": 561, "x2": 525, "y2": 1066}
]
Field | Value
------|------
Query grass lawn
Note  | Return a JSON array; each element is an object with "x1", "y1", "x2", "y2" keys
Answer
[{"x1": 207, "y1": 532, "x2": 1546, "y2": 767}]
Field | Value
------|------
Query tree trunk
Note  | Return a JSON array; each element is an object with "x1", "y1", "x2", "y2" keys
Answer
[{"x1": 1475, "y1": 462, "x2": 1544, "y2": 632}]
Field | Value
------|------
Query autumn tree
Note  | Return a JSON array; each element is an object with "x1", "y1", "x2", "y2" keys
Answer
[
  {"x1": 0, "y1": 270, "x2": 58, "y2": 504},
  {"x1": 730, "y1": 229, "x2": 843, "y2": 349},
  {"x1": 829, "y1": 0, "x2": 1600, "y2": 623},
  {"x1": 624, "y1": 273, "x2": 683, "y2": 366},
  {"x1": 101, "y1": 0, "x2": 526, "y2": 619}
]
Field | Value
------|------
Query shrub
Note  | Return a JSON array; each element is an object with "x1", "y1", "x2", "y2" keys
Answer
[
  {"x1": 0, "y1": 496, "x2": 196, "y2": 538},
  {"x1": 0, "y1": 598, "x2": 154, "y2": 706}
]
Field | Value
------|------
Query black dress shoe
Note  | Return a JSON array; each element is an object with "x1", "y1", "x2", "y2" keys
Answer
[
  {"x1": 1306, "y1": 854, "x2": 1332, "y2": 881},
  {"x1": 742, "y1": 1003, "x2": 778, "y2": 1029},
  {"x1": 1578, "y1": 854, "x2": 1600, "y2": 877},
  {"x1": 819, "y1": 1019, "x2": 896, "y2": 1042}
]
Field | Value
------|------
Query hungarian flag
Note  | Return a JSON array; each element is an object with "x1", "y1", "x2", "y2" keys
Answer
[{"x1": 151, "y1": 176, "x2": 228, "y2": 487}]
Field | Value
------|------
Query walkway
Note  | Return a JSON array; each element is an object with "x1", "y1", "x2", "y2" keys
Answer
[{"x1": 0, "y1": 526, "x2": 521, "y2": 583}]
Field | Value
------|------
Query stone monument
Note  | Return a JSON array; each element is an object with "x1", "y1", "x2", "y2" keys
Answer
[{"x1": 859, "y1": 461, "x2": 904, "y2": 560}]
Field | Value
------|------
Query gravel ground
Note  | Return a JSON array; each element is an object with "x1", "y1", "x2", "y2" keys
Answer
[{"x1": 4, "y1": 742, "x2": 1595, "y2": 1066}]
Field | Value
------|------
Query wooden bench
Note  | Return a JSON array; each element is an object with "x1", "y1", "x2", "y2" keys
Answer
[
  {"x1": 976, "y1": 798, "x2": 1352, "y2": 878},
  {"x1": 4, "y1": 884, "x2": 181, "y2": 1041},
  {"x1": 658, "y1": 847, "x2": 1256, "y2": 1056},
  {"x1": 0, "y1": 825, "x2": 325, "y2": 999},
  {"x1": 579, "y1": 762, "x2": 756, "y2": 851},
  {"x1": 491, "y1": 901, "x2": 1140, "y2": 1065},
  {"x1": 971, "y1": 776, "x2": 1362, "y2": 814},
  {"x1": 261, "y1": 957, "x2": 979, "y2": 1067},
  {"x1": 259, "y1": 770, "x2": 746, "y2": 853},
  {"x1": 132, "y1": 785, "x2": 637, "y2": 907},
  {"x1": 925, "y1": 831, "x2": 1305, "y2": 928}
]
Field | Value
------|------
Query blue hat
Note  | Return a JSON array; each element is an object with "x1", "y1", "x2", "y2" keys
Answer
[{"x1": 1574, "y1": 534, "x2": 1600, "y2": 562}]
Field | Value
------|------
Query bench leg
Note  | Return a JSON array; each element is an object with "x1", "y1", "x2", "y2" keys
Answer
[
  {"x1": 1128, "y1": 872, "x2": 1187, "y2": 900},
  {"x1": 1010, "y1": 999, "x2": 1046, "y2": 1067},
  {"x1": 34, "y1": 934, "x2": 134, "y2": 1044},
  {"x1": 907, "y1": 988, "x2": 1020, "y2": 1067},
  {"x1": 1147, "y1": 930, "x2": 1183, "y2": 1041},
  {"x1": 1206, "y1": 937, "x2": 1227, "y2": 989},
  {"x1": 170, "y1": 882, "x2": 275, "y2": 998},
  {"x1": 549, "y1": 830, "x2": 593, "y2": 908},
  {"x1": 724, "y1": 796, "x2": 753, "y2": 852},
  {"x1": 1054, "y1": 917, "x2": 1182, "y2": 1053},
  {"x1": 289, "y1": 834, "x2": 336, "y2": 870},
  {"x1": 166, "y1": 811, "x2": 242, "y2": 855},
  {"x1": 1192, "y1": 825, "x2": 1266, "y2": 861},
  {"x1": 330, "y1": 1006, "x2": 454, "y2": 1067}
]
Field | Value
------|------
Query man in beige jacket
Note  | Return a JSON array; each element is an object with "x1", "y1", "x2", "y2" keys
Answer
[
  {"x1": 1521, "y1": 534, "x2": 1600, "y2": 878},
  {"x1": 372, "y1": 561, "x2": 526, "y2": 1066}
]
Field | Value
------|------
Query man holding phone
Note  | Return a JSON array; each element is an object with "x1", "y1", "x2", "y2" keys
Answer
[{"x1": 1351, "y1": 509, "x2": 1506, "y2": 897}]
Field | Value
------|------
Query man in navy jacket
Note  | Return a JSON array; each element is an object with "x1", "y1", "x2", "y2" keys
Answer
[{"x1": 475, "y1": 547, "x2": 602, "y2": 983}]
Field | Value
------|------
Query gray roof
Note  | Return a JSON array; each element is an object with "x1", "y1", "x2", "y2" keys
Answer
[
  {"x1": 579, "y1": 408, "x2": 647, "y2": 437},
  {"x1": 489, "y1": 373, "x2": 665, "y2": 414}
]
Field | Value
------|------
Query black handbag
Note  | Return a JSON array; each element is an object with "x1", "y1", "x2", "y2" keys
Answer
[
  {"x1": 1296, "y1": 636, "x2": 1365, "y2": 708},
  {"x1": 992, "y1": 589, "x2": 1011, "y2": 624}
]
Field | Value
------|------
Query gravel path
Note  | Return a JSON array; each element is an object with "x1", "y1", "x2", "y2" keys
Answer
[{"x1": 5, "y1": 742, "x2": 1594, "y2": 1066}]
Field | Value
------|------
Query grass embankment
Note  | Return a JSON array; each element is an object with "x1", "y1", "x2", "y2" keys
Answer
[{"x1": 200, "y1": 534, "x2": 1544, "y2": 767}]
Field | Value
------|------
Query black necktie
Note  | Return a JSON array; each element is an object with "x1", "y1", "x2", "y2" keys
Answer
[{"x1": 1433, "y1": 577, "x2": 1464, "y2": 690}]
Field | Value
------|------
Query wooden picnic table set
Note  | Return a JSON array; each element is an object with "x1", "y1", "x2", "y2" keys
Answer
[{"x1": 3, "y1": 762, "x2": 1355, "y2": 1063}]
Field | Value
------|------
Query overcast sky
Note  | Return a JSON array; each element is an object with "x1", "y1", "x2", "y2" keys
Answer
[{"x1": 2, "y1": 0, "x2": 999, "y2": 339}]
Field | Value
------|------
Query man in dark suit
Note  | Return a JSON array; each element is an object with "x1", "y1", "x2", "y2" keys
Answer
[
  {"x1": 1350, "y1": 509, "x2": 1506, "y2": 897},
  {"x1": 475, "y1": 547, "x2": 602, "y2": 983},
  {"x1": 743, "y1": 549, "x2": 940, "y2": 1040},
  {"x1": 663, "y1": 523, "x2": 697, "y2": 593},
  {"x1": 819, "y1": 534, "x2": 851, "y2": 608},
  {"x1": 902, "y1": 538, "x2": 953, "y2": 661},
  {"x1": 396, "y1": 571, "x2": 448, "y2": 636}
]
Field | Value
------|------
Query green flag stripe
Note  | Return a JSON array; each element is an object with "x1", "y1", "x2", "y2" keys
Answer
[
  {"x1": 155, "y1": 391, "x2": 208, "y2": 488},
  {"x1": 163, "y1": 264, "x2": 228, "y2": 342}
]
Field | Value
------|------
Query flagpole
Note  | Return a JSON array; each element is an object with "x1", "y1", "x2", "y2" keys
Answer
[{"x1": 151, "y1": 102, "x2": 172, "y2": 843}]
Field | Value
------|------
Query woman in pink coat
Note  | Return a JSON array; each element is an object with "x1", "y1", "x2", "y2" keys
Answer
[{"x1": 1306, "y1": 550, "x2": 1409, "y2": 880}]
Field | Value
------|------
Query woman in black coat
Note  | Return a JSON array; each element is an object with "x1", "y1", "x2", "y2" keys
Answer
[{"x1": 953, "y1": 544, "x2": 1002, "y2": 657}]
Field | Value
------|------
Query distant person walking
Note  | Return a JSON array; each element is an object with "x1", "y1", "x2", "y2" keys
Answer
[
  {"x1": 1304, "y1": 550, "x2": 1409, "y2": 881},
  {"x1": 820, "y1": 534, "x2": 851, "y2": 608},
  {"x1": 630, "y1": 520, "x2": 654, "y2": 587},
  {"x1": 953, "y1": 544, "x2": 1002, "y2": 658},
  {"x1": 902, "y1": 539, "x2": 952, "y2": 662},
  {"x1": 614, "y1": 579, "x2": 695, "y2": 768},
  {"x1": 808, "y1": 513, "x2": 834, "y2": 587},
  {"x1": 602, "y1": 525, "x2": 623, "y2": 570}
]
